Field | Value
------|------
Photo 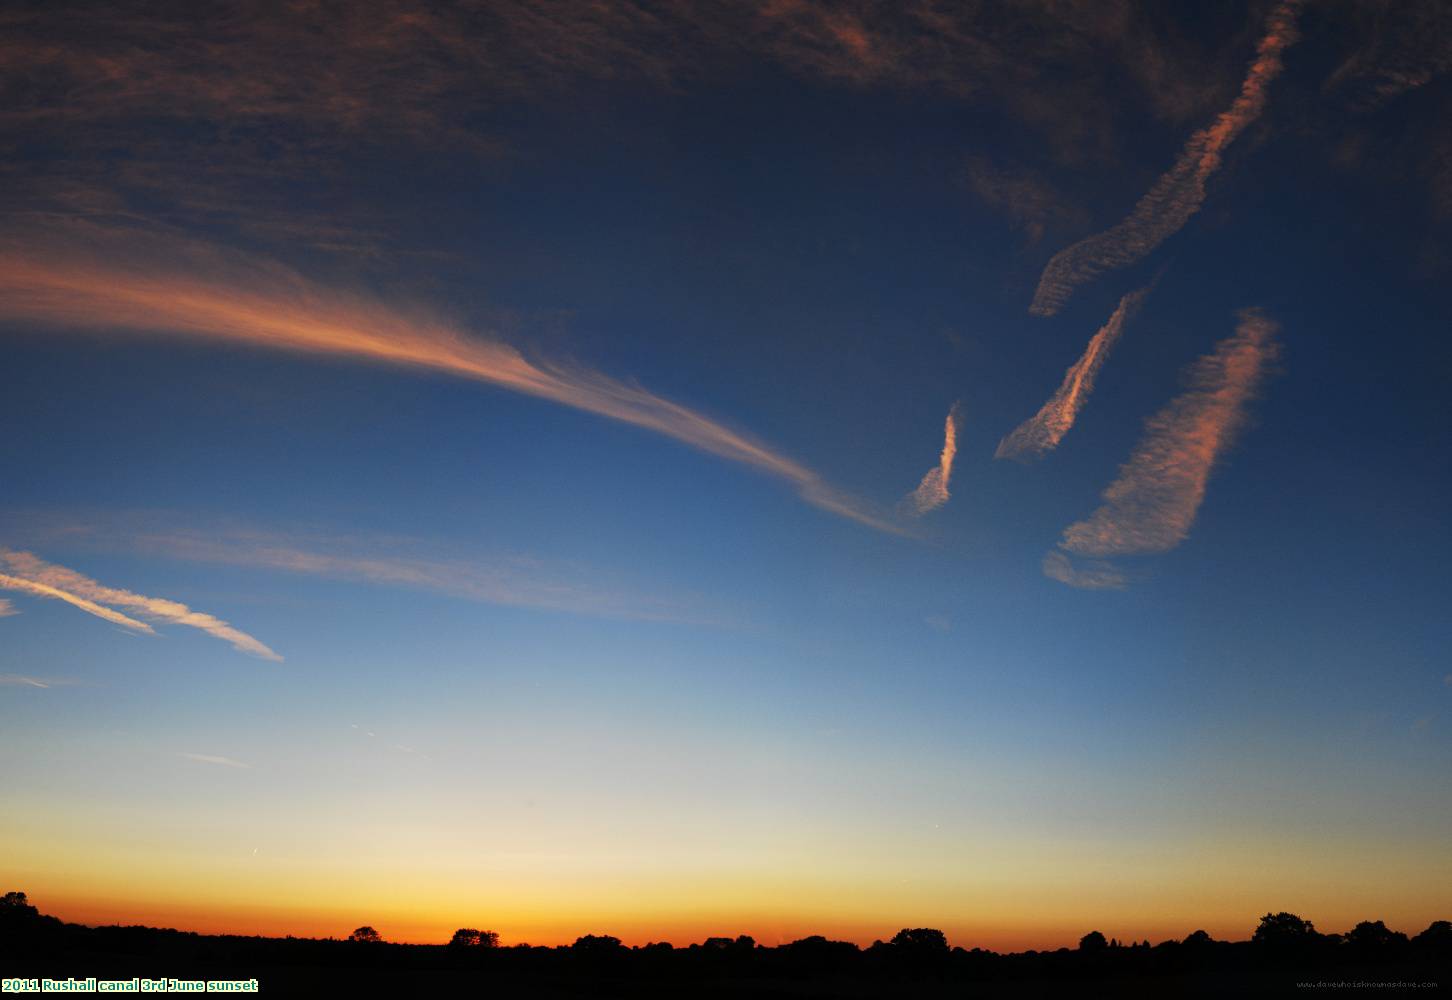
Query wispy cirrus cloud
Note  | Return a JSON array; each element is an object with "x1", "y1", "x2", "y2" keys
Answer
[
  {"x1": 0, "y1": 227, "x2": 895, "y2": 533},
  {"x1": 0, "y1": 674, "x2": 81, "y2": 689},
  {"x1": 0, "y1": 1, "x2": 1262, "y2": 267},
  {"x1": 2, "y1": 514, "x2": 726, "y2": 625},
  {"x1": 179, "y1": 752, "x2": 251, "y2": 769},
  {"x1": 1029, "y1": 1, "x2": 1305, "y2": 316},
  {"x1": 0, "y1": 597, "x2": 15, "y2": 617},
  {"x1": 0, "y1": 571, "x2": 155, "y2": 634},
  {"x1": 901, "y1": 405, "x2": 961, "y2": 516},
  {"x1": 134, "y1": 530, "x2": 719, "y2": 624},
  {"x1": 962, "y1": 155, "x2": 1090, "y2": 247},
  {"x1": 1056, "y1": 310, "x2": 1279, "y2": 561},
  {"x1": 0, "y1": 549, "x2": 280, "y2": 660},
  {"x1": 1324, "y1": 0, "x2": 1452, "y2": 111},
  {"x1": 0, "y1": 2, "x2": 1243, "y2": 155},
  {"x1": 1041, "y1": 551, "x2": 1127, "y2": 591},
  {"x1": 997, "y1": 285, "x2": 1151, "y2": 462}
]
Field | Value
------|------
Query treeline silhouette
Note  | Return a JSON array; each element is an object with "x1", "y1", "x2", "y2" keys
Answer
[{"x1": 3, "y1": 893, "x2": 1447, "y2": 997}]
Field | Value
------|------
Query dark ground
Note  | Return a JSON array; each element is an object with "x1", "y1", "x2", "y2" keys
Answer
[{"x1": 3, "y1": 896, "x2": 1447, "y2": 996}]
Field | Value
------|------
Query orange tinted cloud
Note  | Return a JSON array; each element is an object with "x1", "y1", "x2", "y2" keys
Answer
[
  {"x1": 997, "y1": 285, "x2": 1151, "y2": 461},
  {"x1": 1057, "y1": 311, "x2": 1279, "y2": 558},
  {"x1": 1029, "y1": 1, "x2": 1305, "y2": 316},
  {"x1": 0, "y1": 231, "x2": 895, "y2": 533},
  {"x1": 0, "y1": 571, "x2": 154, "y2": 634},
  {"x1": 0, "y1": 597, "x2": 15, "y2": 617},
  {"x1": 0, "y1": 549, "x2": 278, "y2": 660},
  {"x1": 901, "y1": 405, "x2": 960, "y2": 516}
]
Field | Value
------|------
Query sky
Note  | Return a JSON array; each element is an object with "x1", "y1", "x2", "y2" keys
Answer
[{"x1": 2, "y1": 0, "x2": 1450, "y2": 950}]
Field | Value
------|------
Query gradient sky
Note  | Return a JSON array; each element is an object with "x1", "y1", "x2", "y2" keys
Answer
[{"x1": 2, "y1": 0, "x2": 1450, "y2": 950}]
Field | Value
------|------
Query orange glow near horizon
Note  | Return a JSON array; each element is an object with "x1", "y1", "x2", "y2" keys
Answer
[
  {"x1": 25, "y1": 876, "x2": 1452, "y2": 953},
  {"x1": 10, "y1": 814, "x2": 1448, "y2": 951}
]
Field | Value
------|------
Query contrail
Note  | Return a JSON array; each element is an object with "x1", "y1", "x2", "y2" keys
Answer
[
  {"x1": 1058, "y1": 310, "x2": 1279, "y2": 558},
  {"x1": 0, "y1": 549, "x2": 280, "y2": 660},
  {"x1": 997, "y1": 285, "x2": 1151, "y2": 461},
  {"x1": 0, "y1": 571, "x2": 155, "y2": 633},
  {"x1": 901, "y1": 404, "x2": 961, "y2": 516},
  {"x1": 1029, "y1": 1, "x2": 1305, "y2": 316},
  {"x1": 0, "y1": 231, "x2": 898, "y2": 534}
]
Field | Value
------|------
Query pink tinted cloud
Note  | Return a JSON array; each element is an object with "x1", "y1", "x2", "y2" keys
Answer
[
  {"x1": 997, "y1": 285, "x2": 1151, "y2": 462},
  {"x1": 901, "y1": 405, "x2": 961, "y2": 516},
  {"x1": 1029, "y1": 1, "x2": 1305, "y2": 316},
  {"x1": 1059, "y1": 310, "x2": 1280, "y2": 558}
]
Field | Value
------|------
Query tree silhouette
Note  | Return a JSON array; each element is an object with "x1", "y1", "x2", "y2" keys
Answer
[
  {"x1": 0, "y1": 891, "x2": 40, "y2": 928},
  {"x1": 5, "y1": 890, "x2": 1451, "y2": 991},
  {"x1": 1252, "y1": 912, "x2": 1315, "y2": 948},
  {"x1": 1414, "y1": 920, "x2": 1452, "y2": 950},
  {"x1": 1345, "y1": 921, "x2": 1406, "y2": 951},
  {"x1": 699, "y1": 935, "x2": 755, "y2": 953},
  {"x1": 891, "y1": 928, "x2": 949, "y2": 954},
  {"x1": 571, "y1": 934, "x2": 624, "y2": 955},
  {"x1": 449, "y1": 928, "x2": 499, "y2": 948}
]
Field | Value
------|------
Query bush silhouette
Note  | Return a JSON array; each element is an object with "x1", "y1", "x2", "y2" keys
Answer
[
  {"x1": 1079, "y1": 931, "x2": 1108, "y2": 951},
  {"x1": 348, "y1": 926, "x2": 382, "y2": 944}
]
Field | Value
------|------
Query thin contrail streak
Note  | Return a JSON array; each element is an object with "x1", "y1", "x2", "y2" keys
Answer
[
  {"x1": 0, "y1": 549, "x2": 280, "y2": 660},
  {"x1": 0, "y1": 571, "x2": 155, "y2": 633}
]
